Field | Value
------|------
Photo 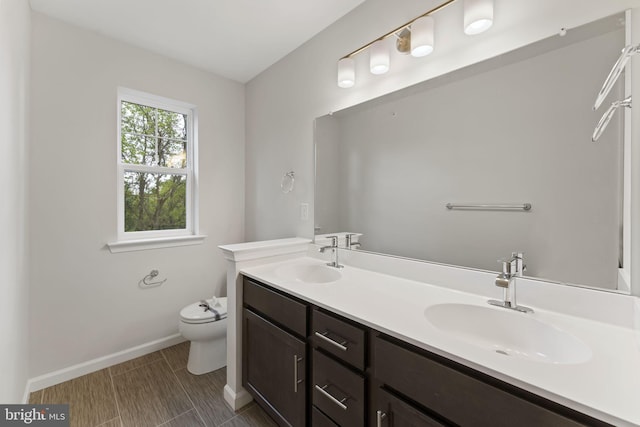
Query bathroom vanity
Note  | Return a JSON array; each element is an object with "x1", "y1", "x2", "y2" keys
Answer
[
  {"x1": 242, "y1": 275, "x2": 610, "y2": 427},
  {"x1": 220, "y1": 239, "x2": 640, "y2": 427}
]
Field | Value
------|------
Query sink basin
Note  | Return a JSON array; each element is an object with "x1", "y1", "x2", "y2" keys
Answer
[
  {"x1": 275, "y1": 263, "x2": 342, "y2": 284},
  {"x1": 424, "y1": 303, "x2": 591, "y2": 364}
]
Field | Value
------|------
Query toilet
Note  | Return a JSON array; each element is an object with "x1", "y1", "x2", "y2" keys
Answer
[{"x1": 179, "y1": 296, "x2": 228, "y2": 375}]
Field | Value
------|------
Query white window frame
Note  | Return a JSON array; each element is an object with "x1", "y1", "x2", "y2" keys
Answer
[{"x1": 108, "y1": 87, "x2": 204, "y2": 253}]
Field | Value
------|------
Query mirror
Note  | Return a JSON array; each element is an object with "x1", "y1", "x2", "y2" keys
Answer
[{"x1": 315, "y1": 13, "x2": 629, "y2": 292}]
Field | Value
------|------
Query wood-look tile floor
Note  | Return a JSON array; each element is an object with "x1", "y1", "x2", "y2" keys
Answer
[{"x1": 29, "y1": 342, "x2": 277, "y2": 427}]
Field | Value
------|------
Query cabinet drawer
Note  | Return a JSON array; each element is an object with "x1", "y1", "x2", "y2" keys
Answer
[
  {"x1": 312, "y1": 407, "x2": 339, "y2": 427},
  {"x1": 312, "y1": 308, "x2": 366, "y2": 370},
  {"x1": 373, "y1": 335, "x2": 601, "y2": 427},
  {"x1": 243, "y1": 277, "x2": 307, "y2": 337},
  {"x1": 312, "y1": 350, "x2": 365, "y2": 426},
  {"x1": 374, "y1": 387, "x2": 446, "y2": 427}
]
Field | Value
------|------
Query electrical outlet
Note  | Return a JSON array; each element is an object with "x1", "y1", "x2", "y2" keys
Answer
[{"x1": 300, "y1": 203, "x2": 309, "y2": 221}]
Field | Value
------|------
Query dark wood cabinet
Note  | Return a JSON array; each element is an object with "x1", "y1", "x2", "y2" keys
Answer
[
  {"x1": 311, "y1": 406, "x2": 339, "y2": 427},
  {"x1": 242, "y1": 275, "x2": 612, "y2": 427},
  {"x1": 311, "y1": 308, "x2": 366, "y2": 371},
  {"x1": 371, "y1": 333, "x2": 612, "y2": 427},
  {"x1": 374, "y1": 387, "x2": 447, "y2": 427},
  {"x1": 312, "y1": 350, "x2": 365, "y2": 426},
  {"x1": 244, "y1": 277, "x2": 307, "y2": 337},
  {"x1": 242, "y1": 278, "x2": 309, "y2": 427},
  {"x1": 310, "y1": 307, "x2": 368, "y2": 426},
  {"x1": 243, "y1": 309, "x2": 306, "y2": 426}
]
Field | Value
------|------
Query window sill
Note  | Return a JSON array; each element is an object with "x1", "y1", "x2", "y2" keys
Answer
[{"x1": 107, "y1": 235, "x2": 206, "y2": 253}]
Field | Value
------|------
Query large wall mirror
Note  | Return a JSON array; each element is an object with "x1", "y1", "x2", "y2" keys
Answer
[{"x1": 315, "y1": 13, "x2": 631, "y2": 293}]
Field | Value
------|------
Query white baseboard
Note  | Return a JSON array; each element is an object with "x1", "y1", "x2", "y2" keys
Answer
[
  {"x1": 618, "y1": 268, "x2": 631, "y2": 293},
  {"x1": 223, "y1": 384, "x2": 253, "y2": 411},
  {"x1": 21, "y1": 383, "x2": 31, "y2": 405},
  {"x1": 25, "y1": 334, "x2": 186, "y2": 398}
]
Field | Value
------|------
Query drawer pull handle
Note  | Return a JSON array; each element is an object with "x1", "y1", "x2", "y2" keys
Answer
[
  {"x1": 314, "y1": 331, "x2": 348, "y2": 351},
  {"x1": 293, "y1": 355, "x2": 303, "y2": 393},
  {"x1": 376, "y1": 410, "x2": 387, "y2": 427},
  {"x1": 314, "y1": 384, "x2": 348, "y2": 410}
]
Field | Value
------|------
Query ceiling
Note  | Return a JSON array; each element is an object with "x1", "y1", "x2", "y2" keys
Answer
[{"x1": 29, "y1": 0, "x2": 365, "y2": 83}]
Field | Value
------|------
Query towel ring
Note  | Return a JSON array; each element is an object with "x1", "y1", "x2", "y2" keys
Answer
[
  {"x1": 281, "y1": 171, "x2": 295, "y2": 193},
  {"x1": 139, "y1": 269, "x2": 167, "y2": 288}
]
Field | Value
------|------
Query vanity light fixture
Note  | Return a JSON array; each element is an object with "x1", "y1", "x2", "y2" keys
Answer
[
  {"x1": 370, "y1": 40, "x2": 390, "y2": 74},
  {"x1": 463, "y1": 0, "x2": 494, "y2": 35},
  {"x1": 411, "y1": 15, "x2": 435, "y2": 57},
  {"x1": 336, "y1": 0, "x2": 494, "y2": 88},
  {"x1": 337, "y1": 57, "x2": 355, "y2": 88}
]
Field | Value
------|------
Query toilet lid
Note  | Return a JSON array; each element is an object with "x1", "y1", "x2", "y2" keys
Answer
[{"x1": 180, "y1": 297, "x2": 228, "y2": 324}]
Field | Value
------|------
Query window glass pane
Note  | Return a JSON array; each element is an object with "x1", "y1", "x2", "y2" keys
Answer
[
  {"x1": 157, "y1": 108, "x2": 187, "y2": 168},
  {"x1": 124, "y1": 171, "x2": 186, "y2": 231},
  {"x1": 121, "y1": 101, "x2": 156, "y2": 137},
  {"x1": 157, "y1": 108, "x2": 187, "y2": 140},
  {"x1": 121, "y1": 102, "x2": 187, "y2": 168},
  {"x1": 121, "y1": 134, "x2": 156, "y2": 166},
  {"x1": 158, "y1": 137, "x2": 187, "y2": 168}
]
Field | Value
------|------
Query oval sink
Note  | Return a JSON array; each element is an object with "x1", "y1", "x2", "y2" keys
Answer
[
  {"x1": 424, "y1": 303, "x2": 591, "y2": 364},
  {"x1": 275, "y1": 263, "x2": 342, "y2": 284}
]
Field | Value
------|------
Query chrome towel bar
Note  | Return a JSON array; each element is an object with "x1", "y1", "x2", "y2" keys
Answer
[{"x1": 446, "y1": 203, "x2": 532, "y2": 211}]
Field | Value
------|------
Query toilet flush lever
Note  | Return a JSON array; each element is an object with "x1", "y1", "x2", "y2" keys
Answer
[{"x1": 199, "y1": 300, "x2": 222, "y2": 320}]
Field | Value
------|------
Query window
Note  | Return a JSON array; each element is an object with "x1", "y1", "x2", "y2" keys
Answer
[{"x1": 110, "y1": 88, "x2": 203, "y2": 252}]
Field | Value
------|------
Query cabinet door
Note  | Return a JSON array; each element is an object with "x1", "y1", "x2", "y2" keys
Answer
[
  {"x1": 312, "y1": 407, "x2": 339, "y2": 427},
  {"x1": 374, "y1": 387, "x2": 447, "y2": 427},
  {"x1": 243, "y1": 308, "x2": 306, "y2": 427}
]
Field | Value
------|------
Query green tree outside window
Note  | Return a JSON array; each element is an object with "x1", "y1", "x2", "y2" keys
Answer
[{"x1": 121, "y1": 101, "x2": 188, "y2": 232}]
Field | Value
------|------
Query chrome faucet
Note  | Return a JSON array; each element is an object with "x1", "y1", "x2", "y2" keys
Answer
[
  {"x1": 345, "y1": 233, "x2": 361, "y2": 250},
  {"x1": 319, "y1": 236, "x2": 343, "y2": 268},
  {"x1": 488, "y1": 252, "x2": 533, "y2": 313}
]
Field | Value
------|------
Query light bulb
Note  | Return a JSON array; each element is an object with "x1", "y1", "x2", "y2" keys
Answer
[
  {"x1": 337, "y1": 57, "x2": 355, "y2": 88},
  {"x1": 411, "y1": 16, "x2": 435, "y2": 57},
  {"x1": 370, "y1": 39, "x2": 389, "y2": 75},
  {"x1": 464, "y1": 0, "x2": 493, "y2": 35}
]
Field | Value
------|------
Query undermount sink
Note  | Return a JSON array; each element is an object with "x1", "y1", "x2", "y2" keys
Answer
[
  {"x1": 275, "y1": 263, "x2": 342, "y2": 284},
  {"x1": 424, "y1": 303, "x2": 591, "y2": 364}
]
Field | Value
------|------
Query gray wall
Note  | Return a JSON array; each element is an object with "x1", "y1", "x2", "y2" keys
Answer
[
  {"x1": 0, "y1": 0, "x2": 30, "y2": 403},
  {"x1": 29, "y1": 13, "x2": 245, "y2": 377},
  {"x1": 319, "y1": 28, "x2": 623, "y2": 289}
]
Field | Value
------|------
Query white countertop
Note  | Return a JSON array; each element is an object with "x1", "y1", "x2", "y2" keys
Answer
[{"x1": 241, "y1": 255, "x2": 640, "y2": 427}]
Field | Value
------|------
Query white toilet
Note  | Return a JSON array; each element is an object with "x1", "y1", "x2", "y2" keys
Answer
[{"x1": 179, "y1": 296, "x2": 228, "y2": 375}]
